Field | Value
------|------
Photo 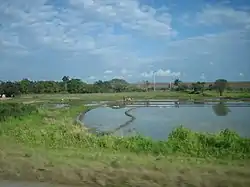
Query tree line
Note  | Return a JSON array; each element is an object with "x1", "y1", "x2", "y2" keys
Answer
[
  {"x1": 171, "y1": 78, "x2": 229, "y2": 96},
  {"x1": 0, "y1": 76, "x2": 235, "y2": 97},
  {"x1": 0, "y1": 76, "x2": 143, "y2": 97}
]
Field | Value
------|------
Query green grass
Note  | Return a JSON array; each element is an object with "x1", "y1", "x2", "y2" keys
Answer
[
  {"x1": 0, "y1": 103, "x2": 38, "y2": 121},
  {"x1": 2, "y1": 111, "x2": 250, "y2": 159},
  {"x1": 2, "y1": 90, "x2": 250, "y2": 104},
  {"x1": 1, "y1": 102, "x2": 250, "y2": 186}
]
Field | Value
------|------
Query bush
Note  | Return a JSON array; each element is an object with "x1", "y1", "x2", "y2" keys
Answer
[
  {"x1": 0, "y1": 103, "x2": 38, "y2": 121},
  {"x1": 3, "y1": 117, "x2": 250, "y2": 159},
  {"x1": 167, "y1": 126, "x2": 250, "y2": 159}
]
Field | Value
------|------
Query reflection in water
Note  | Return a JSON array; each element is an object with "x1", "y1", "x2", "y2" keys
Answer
[
  {"x1": 212, "y1": 102, "x2": 231, "y2": 116},
  {"x1": 174, "y1": 101, "x2": 180, "y2": 108}
]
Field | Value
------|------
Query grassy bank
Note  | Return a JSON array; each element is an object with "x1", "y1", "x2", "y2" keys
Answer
[
  {"x1": 1, "y1": 102, "x2": 250, "y2": 186},
  {"x1": 2, "y1": 90, "x2": 250, "y2": 104}
]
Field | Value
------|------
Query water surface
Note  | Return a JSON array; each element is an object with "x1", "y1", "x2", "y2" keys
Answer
[
  {"x1": 83, "y1": 106, "x2": 131, "y2": 133},
  {"x1": 83, "y1": 101, "x2": 250, "y2": 140}
]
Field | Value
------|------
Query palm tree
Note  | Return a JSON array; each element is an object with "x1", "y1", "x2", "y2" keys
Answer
[
  {"x1": 174, "y1": 79, "x2": 181, "y2": 86},
  {"x1": 62, "y1": 76, "x2": 69, "y2": 82}
]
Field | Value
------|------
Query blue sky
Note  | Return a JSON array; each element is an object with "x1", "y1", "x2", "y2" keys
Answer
[{"x1": 0, "y1": 0, "x2": 250, "y2": 83}]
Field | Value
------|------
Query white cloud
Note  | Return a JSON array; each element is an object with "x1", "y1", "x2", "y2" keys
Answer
[
  {"x1": 104, "y1": 70, "x2": 113, "y2": 74},
  {"x1": 200, "y1": 73, "x2": 206, "y2": 80},
  {"x1": 113, "y1": 76, "x2": 125, "y2": 79},
  {"x1": 0, "y1": 31, "x2": 29, "y2": 56},
  {"x1": 141, "y1": 69, "x2": 181, "y2": 78},
  {"x1": 200, "y1": 51, "x2": 211, "y2": 55},
  {"x1": 0, "y1": 0, "x2": 175, "y2": 71},
  {"x1": 1, "y1": 0, "x2": 250, "y2": 81},
  {"x1": 121, "y1": 68, "x2": 128, "y2": 75},
  {"x1": 239, "y1": 73, "x2": 244, "y2": 77},
  {"x1": 88, "y1": 76, "x2": 96, "y2": 80},
  {"x1": 196, "y1": 5, "x2": 250, "y2": 28},
  {"x1": 69, "y1": 0, "x2": 175, "y2": 37},
  {"x1": 163, "y1": 29, "x2": 250, "y2": 64}
]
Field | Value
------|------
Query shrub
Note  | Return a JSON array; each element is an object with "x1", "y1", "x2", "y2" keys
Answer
[{"x1": 0, "y1": 103, "x2": 38, "y2": 121}]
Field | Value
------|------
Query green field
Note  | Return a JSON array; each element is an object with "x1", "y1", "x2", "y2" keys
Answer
[
  {"x1": 1, "y1": 93, "x2": 250, "y2": 186},
  {"x1": 3, "y1": 90, "x2": 250, "y2": 104}
]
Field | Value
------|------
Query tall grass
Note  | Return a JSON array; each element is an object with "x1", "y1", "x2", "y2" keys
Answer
[
  {"x1": 0, "y1": 103, "x2": 38, "y2": 122},
  {"x1": 1, "y1": 103, "x2": 250, "y2": 160}
]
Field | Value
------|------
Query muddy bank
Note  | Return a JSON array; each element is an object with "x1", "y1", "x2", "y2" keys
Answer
[
  {"x1": 110, "y1": 107, "x2": 136, "y2": 134},
  {"x1": 75, "y1": 107, "x2": 93, "y2": 125}
]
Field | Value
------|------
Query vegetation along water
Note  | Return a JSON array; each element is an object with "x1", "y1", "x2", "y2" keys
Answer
[
  {"x1": 0, "y1": 77, "x2": 250, "y2": 186},
  {"x1": 0, "y1": 100, "x2": 250, "y2": 187}
]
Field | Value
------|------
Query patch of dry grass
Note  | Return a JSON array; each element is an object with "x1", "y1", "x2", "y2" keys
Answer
[{"x1": 1, "y1": 140, "x2": 250, "y2": 187}]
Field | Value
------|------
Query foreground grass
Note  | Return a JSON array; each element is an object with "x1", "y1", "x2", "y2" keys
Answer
[
  {"x1": 1, "y1": 140, "x2": 250, "y2": 187},
  {"x1": 1, "y1": 103, "x2": 250, "y2": 186},
  {"x1": 2, "y1": 90, "x2": 250, "y2": 104}
]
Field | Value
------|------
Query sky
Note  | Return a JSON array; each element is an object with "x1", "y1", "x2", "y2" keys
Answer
[{"x1": 0, "y1": 0, "x2": 250, "y2": 83}]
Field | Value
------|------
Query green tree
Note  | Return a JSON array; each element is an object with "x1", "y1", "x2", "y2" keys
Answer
[
  {"x1": 0, "y1": 77, "x2": 145, "y2": 94},
  {"x1": 177, "y1": 84, "x2": 188, "y2": 91},
  {"x1": 62, "y1": 76, "x2": 70, "y2": 92},
  {"x1": 200, "y1": 82, "x2": 205, "y2": 93},
  {"x1": 191, "y1": 81, "x2": 205, "y2": 94},
  {"x1": 19, "y1": 79, "x2": 32, "y2": 94},
  {"x1": 62, "y1": 76, "x2": 70, "y2": 82},
  {"x1": 214, "y1": 79, "x2": 228, "y2": 96},
  {"x1": 32, "y1": 81, "x2": 45, "y2": 93},
  {"x1": 94, "y1": 80, "x2": 112, "y2": 93},
  {"x1": 208, "y1": 84, "x2": 214, "y2": 91},
  {"x1": 109, "y1": 78, "x2": 129, "y2": 92},
  {"x1": 67, "y1": 79, "x2": 86, "y2": 93},
  {"x1": 0, "y1": 81, "x2": 21, "y2": 97},
  {"x1": 145, "y1": 80, "x2": 150, "y2": 92},
  {"x1": 174, "y1": 79, "x2": 181, "y2": 86},
  {"x1": 173, "y1": 79, "x2": 186, "y2": 91}
]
